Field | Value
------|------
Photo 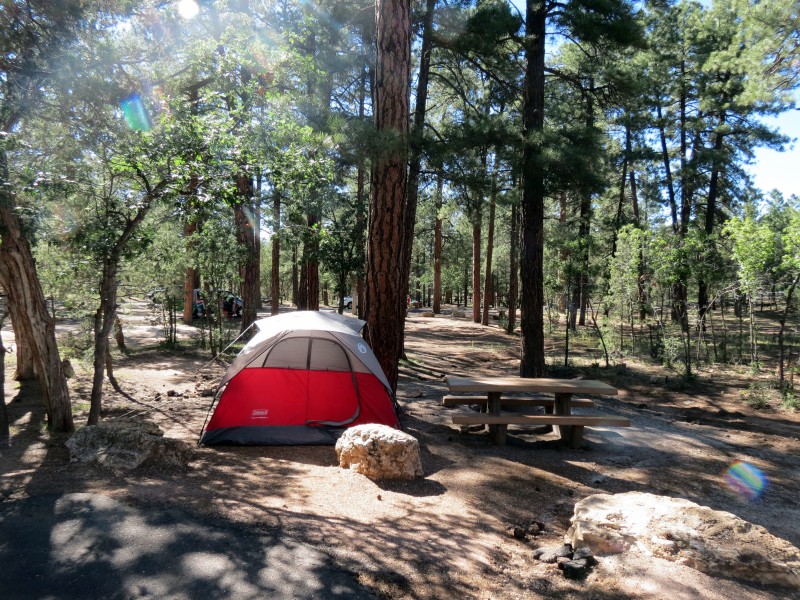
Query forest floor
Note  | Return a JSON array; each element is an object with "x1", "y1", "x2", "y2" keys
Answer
[{"x1": 2, "y1": 301, "x2": 800, "y2": 599}]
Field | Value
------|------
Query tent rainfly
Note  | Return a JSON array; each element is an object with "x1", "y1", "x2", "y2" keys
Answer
[{"x1": 200, "y1": 311, "x2": 400, "y2": 445}]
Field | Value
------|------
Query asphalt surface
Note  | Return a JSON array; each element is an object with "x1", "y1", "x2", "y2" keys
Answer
[{"x1": 0, "y1": 493, "x2": 377, "y2": 599}]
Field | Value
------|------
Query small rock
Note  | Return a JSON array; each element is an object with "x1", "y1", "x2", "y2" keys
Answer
[
  {"x1": 535, "y1": 552, "x2": 558, "y2": 564},
  {"x1": 507, "y1": 526, "x2": 527, "y2": 540},
  {"x1": 167, "y1": 390, "x2": 177, "y2": 397},
  {"x1": 572, "y1": 547, "x2": 598, "y2": 566},
  {"x1": 200, "y1": 388, "x2": 216, "y2": 397},
  {"x1": 527, "y1": 521, "x2": 545, "y2": 536},
  {"x1": 560, "y1": 559, "x2": 589, "y2": 580},
  {"x1": 555, "y1": 544, "x2": 574, "y2": 558}
]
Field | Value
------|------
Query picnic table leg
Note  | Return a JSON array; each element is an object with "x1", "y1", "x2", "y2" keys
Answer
[
  {"x1": 554, "y1": 392, "x2": 572, "y2": 444},
  {"x1": 487, "y1": 391, "x2": 506, "y2": 445}
]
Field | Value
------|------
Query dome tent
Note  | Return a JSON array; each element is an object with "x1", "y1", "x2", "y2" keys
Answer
[{"x1": 200, "y1": 311, "x2": 400, "y2": 445}]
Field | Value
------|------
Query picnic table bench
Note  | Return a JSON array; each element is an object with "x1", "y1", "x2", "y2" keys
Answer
[{"x1": 444, "y1": 376, "x2": 630, "y2": 448}]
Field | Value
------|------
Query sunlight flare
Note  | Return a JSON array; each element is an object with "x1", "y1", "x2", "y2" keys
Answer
[{"x1": 177, "y1": 0, "x2": 200, "y2": 19}]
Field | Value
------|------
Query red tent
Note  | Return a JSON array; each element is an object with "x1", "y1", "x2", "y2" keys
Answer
[{"x1": 200, "y1": 311, "x2": 400, "y2": 445}]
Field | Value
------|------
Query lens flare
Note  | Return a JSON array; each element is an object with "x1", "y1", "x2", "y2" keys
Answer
[
  {"x1": 177, "y1": 0, "x2": 200, "y2": 19},
  {"x1": 178, "y1": 0, "x2": 200, "y2": 19},
  {"x1": 724, "y1": 461, "x2": 767, "y2": 500},
  {"x1": 120, "y1": 94, "x2": 152, "y2": 131}
]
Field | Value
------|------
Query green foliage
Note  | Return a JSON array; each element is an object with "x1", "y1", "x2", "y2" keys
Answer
[
  {"x1": 782, "y1": 388, "x2": 800, "y2": 411},
  {"x1": 724, "y1": 210, "x2": 776, "y2": 296},
  {"x1": 741, "y1": 381, "x2": 772, "y2": 410}
]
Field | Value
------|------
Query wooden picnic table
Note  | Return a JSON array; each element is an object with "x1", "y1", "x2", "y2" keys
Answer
[{"x1": 445, "y1": 375, "x2": 624, "y2": 447}]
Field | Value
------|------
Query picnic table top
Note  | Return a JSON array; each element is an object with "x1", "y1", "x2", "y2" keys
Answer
[{"x1": 445, "y1": 376, "x2": 618, "y2": 396}]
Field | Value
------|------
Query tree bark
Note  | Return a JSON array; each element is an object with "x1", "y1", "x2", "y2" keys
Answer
[
  {"x1": 698, "y1": 115, "x2": 725, "y2": 331},
  {"x1": 404, "y1": 0, "x2": 435, "y2": 284},
  {"x1": 235, "y1": 172, "x2": 260, "y2": 331},
  {"x1": 297, "y1": 212, "x2": 320, "y2": 311},
  {"x1": 364, "y1": 0, "x2": 411, "y2": 392},
  {"x1": 657, "y1": 103, "x2": 678, "y2": 234},
  {"x1": 573, "y1": 189, "x2": 590, "y2": 328},
  {"x1": 88, "y1": 179, "x2": 165, "y2": 425},
  {"x1": 482, "y1": 173, "x2": 497, "y2": 326},
  {"x1": 270, "y1": 188, "x2": 281, "y2": 314},
  {"x1": 433, "y1": 173, "x2": 443, "y2": 314},
  {"x1": 507, "y1": 201, "x2": 519, "y2": 334},
  {"x1": 6, "y1": 288, "x2": 36, "y2": 380},
  {"x1": 777, "y1": 273, "x2": 800, "y2": 386},
  {"x1": 0, "y1": 312, "x2": 9, "y2": 448},
  {"x1": 182, "y1": 89, "x2": 201, "y2": 326},
  {"x1": 0, "y1": 205, "x2": 72, "y2": 432},
  {"x1": 520, "y1": 0, "x2": 547, "y2": 377},
  {"x1": 472, "y1": 218, "x2": 482, "y2": 323}
]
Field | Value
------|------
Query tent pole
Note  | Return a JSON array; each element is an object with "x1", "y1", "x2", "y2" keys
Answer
[{"x1": 195, "y1": 321, "x2": 256, "y2": 374}]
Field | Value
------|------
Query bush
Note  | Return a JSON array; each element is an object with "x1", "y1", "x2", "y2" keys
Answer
[
  {"x1": 741, "y1": 382, "x2": 772, "y2": 410},
  {"x1": 781, "y1": 389, "x2": 799, "y2": 411}
]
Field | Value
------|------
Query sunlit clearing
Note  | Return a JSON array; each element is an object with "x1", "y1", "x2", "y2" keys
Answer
[
  {"x1": 724, "y1": 461, "x2": 767, "y2": 501},
  {"x1": 177, "y1": 0, "x2": 200, "y2": 19},
  {"x1": 120, "y1": 94, "x2": 152, "y2": 132}
]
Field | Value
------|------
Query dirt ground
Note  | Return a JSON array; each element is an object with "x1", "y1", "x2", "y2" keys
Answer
[{"x1": 2, "y1": 301, "x2": 800, "y2": 599}]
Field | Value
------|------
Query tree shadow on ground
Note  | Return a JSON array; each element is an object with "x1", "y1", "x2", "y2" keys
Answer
[{"x1": 0, "y1": 491, "x2": 379, "y2": 600}]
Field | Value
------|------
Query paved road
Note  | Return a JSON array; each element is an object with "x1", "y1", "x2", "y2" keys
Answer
[{"x1": 0, "y1": 493, "x2": 376, "y2": 599}]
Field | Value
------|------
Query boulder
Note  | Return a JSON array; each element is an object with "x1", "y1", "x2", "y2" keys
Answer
[
  {"x1": 565, "y1": 491, "x2": 800, "y2": 588},
  {"x1": 335, "y1": 424, "x2": 423, "y2": 481},
  {"x1": 66, "y1": 418, "x2": 192, "y2": 472}
]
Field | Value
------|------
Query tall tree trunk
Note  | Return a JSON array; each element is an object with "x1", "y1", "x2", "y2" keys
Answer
[
  {"x1": 472, "y1": 218, "x2": 482, "y2": 323},
  {"x1": 482, "y1": 169, "x2": 497, "y2": 326},
  {"x1": 291, "y1": 242, "x2": 298, "y2": 306},
  {"x1": 404, "y1": 0, "x2": 435, "y2": 282},
  {"x1": 698, "y1": 115, "x2": 725, "y2": 331},
  {"x1": 297, "y1": 213, "x2": 320, "y2": 311},
  {"x1": 778, "y1": 273, "x2": 800, "y2": 386},
  {"x1": 6, "y1": 291, "x2": 36, "y2": 380},
  {"x1": 433, "y1": 173, "x2": 443, "y2": 314},
  {"x1": 0, "y1": 311, "x2": 10, "y2": 448},
  {"x1": 558, "y1": 191, "x2": 569, "y2": 312},
  {"x1": 610, "y1": 153, "x2": 628, "y2": 258},
  {"x1": 254, "y1": 173, "x2": 263, "y2": 310},
  {"x1": 0, "y1": 181, "x2": 72, "y2": 432},
  {"x1": 657, "y1": 103, "x2": 678, "y2": 233},
  {"x1": 88, "y1": 181, "x2": 164, "y2": 424},
  {"x1": 365, "y1": 0, "x2": 411, "y2": 393},
  {"x1": 182, "y1": 220, "x2": 198, "y2": 325},
  {"x1": 507, "y1": 201, "x2": 519, "y2": 334},
  {"x1": 88, "y1": 264, "x2": 118, "y2": 425},
  {"x1": 235, "y1": 172, "x2": 259, "y2": 331},
  {"x1": 520, "y1": 0, "x2": 547, "y2": 378},
  {"x1": 355, "y1": 84, "x2": 369, "y2": 318},
  {"x1": 271, "y1": 189, "x2": 281, "y2": 315},
  {"x1": 629, "y1": 165, "x2": 646, "y2": 320},
  {"x1": 573, "y1": 189, "x2": 591, "y2": 328}
]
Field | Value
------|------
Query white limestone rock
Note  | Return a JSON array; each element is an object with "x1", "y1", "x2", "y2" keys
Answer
[
  {"x1": 565, "y1": 491, "x2": 800, "y2": 588},
  {"x1": 336, "y1": 424, "x2": 423, "y2": 481},
  {"x1": 66, "y1": 418, "x2": 192, "y2": 472}
]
